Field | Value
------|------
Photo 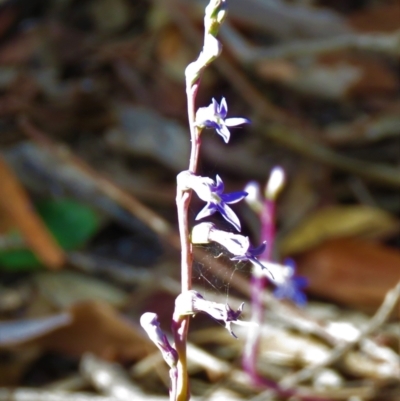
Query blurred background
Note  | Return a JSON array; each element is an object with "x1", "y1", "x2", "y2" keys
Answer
[{"x1": 0, "y1": 0, "x2": 399, "y2": 400}]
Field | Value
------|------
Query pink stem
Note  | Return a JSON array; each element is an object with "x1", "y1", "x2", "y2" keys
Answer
[
  {"x1": 243, "y1": 199, "x2": 275, "y2": 385},
  {"x1": 173, "y1": 79, "x2": 202, "y2": 401}
]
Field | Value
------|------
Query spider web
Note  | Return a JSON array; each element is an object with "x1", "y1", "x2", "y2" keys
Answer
[{"x1": 192, "y1": 242, "x2": 250, "y2": 301}]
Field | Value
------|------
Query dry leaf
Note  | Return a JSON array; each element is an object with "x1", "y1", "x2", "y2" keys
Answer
[
  {"x1": 280, "y1": 205, "x2": 399, "y2": 256},
  {"x1": 0, "y1": 156, "x2": 65, "y2": 269},
  {"x1": 35, "y1": 300, "x2": 154, "y2": 361},
  {"x1": 295, "y1": 238, "x2": 400, "y2": 312},
  {"x1": 1, "y1": 300, "x2": 154, "y2": 361},
  {"x1": 0, "y1": 313, "x2": 72, "y2": 347}
]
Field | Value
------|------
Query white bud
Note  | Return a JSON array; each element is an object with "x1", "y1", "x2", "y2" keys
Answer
[{"x1": 265, "y1": 166, "x2": 285, "y2": 200}]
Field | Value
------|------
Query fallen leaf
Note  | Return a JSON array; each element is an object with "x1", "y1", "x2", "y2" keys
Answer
[
  {"x1": 0, "y1": 198, "x2": 100, "y2": 271},
  {"x1": 295, "y1": 238, "x2": 400, "y2": 312},
  {"x1": 0, "y1": 313, "x2": 72, "y2": 347},
  {"x1": 280, "y1": 205, "x2": 399, "y2": 256},
  {"x1": 0, "y1": 157, "x2": 65, "y2": 269},
  {"x1": 0, "y1": 300, "x2": 154, "y2": 361},
  {"x1": 36, "y1": 301, "x2": 154, "y2": 361}
]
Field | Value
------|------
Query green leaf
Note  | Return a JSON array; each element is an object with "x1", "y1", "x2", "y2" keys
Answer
[{"x1": 0, "y1": 199, "x2": 100, "y2": 271}]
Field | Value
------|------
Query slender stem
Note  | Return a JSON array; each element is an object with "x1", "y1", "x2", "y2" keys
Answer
[
  {"x1": 243, "y1": 198, "x2": 276, "y2": 385},
  {"x1": 173, "y1": 78, "x2": 202, "y2": 401},
  {"x1": 187, "y1": 82, "x2": 201, "y2": 173}
]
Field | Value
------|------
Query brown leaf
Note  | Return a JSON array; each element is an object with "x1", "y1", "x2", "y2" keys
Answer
[
  {"x1": 35, "y1": 300, "x2": 154, "y2": 361},
  {"x1": 0, "y1": 156, "x2": 65, "y2": 269},
  {"x1": 295, "y1": 238, "x2": 400, "y2": 312},
  {"x1": 1, "y1": 300, "x2": 154, "y2": 361}
]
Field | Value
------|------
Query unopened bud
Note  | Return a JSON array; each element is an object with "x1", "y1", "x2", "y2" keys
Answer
[{"x1": 265, "y1": 166, "x2": 285, "y2": 200}]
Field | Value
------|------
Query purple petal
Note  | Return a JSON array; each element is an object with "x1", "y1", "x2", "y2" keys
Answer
[
  {"x1": 249, "y1": 242, "x2": 267, "y2": 257},
  {"x1": 221, "y1": 191, "x2": 248, "y2": 204},
  {"x1": 195, "y1": 203, "x2": 217, "y2": 221},
  {"x1": 219, "y1": 97, "x2": 228, "y2": 119},
  {"x1": 217, "y1": 203, "x2": 241, "y2": 231},
  {"x1": 294, "y1": 276, "x2": 308, "y2": 288},
  {"x1": 214, "y1": 175, "x2": 225, "y2": 193},
  {"x1": 216, "y1": 124, "x2": 231, "y2": 143},
  {"x1": 225, "y1": 117, "x2": 250, "y2": 127},
  {"x1": 203, "y1": 120, "x2": 220, "y2": 129},
  {"x1": 273, "y1": 275, "x2": 308, "y2": 306},
  {"x1": 250, "y1": 257, "x2": 273, "y2": 277}
]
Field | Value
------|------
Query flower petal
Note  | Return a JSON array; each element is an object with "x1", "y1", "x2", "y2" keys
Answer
[
  {"x1": 214, "y1": 174, "x2": 225, "y2": 193},
  {"x1": 219, "y1": 97, "x2": 228, "y2": 119},
  {"x1": 195, "y1": 203, "x2": 217, "y2": 221},
  {"x1": 225, "y1": 117, "x2": 250, "y2": 127},
  {"x1": 216, "y1": 124, "x2": 231, "y2": 143},
  {"x1": 212, "y1": 98, "x2": 219, "y2": 114},
  {"x1": 221, "y1": 190, "x2": 248, "y2": 204},
  {"x1": 249, "y1": 257, "x2": 272, "y2": 276},
  {"x1": 217, "y1": 203, "x2": 241, "y2": 231},
  {"x1": 203, "y1": 120, "x2": 220, "y2": 129},
  {"x1": 249, "y1": 242, "x2": 267, "y2": 257}
]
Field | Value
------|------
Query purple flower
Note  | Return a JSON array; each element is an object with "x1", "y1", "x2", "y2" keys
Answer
[
  {"x1": 271, "y1": 259, "x2": 307, "y2": 306},
  {"x1": 230, "y1": 239, "x2": 268, "y2": 270},
  {"x1": 179, "y1": 172, "x2": 247, "y2": 231},
  {"x1": 175, "y1": 290, "x2": 250, "y2": 338},
  {"x1": 197, "y1": 224, "x2": 274, "y2": 278},
  {"x1": 196, "y1": 97, "x2": 250, "y2": 143}
]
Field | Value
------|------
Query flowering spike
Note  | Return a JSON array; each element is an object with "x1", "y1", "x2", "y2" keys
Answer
[{"x1": 195, "y1": 97, "x2": 250, "y2": 143}]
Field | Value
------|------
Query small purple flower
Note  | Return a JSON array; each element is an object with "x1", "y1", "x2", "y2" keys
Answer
[
  {"x1": 230, "y1": 239, "x2": 269, "y2": 271},
  {"x1": 175, "y1": 290, "x2": 250, "y2": 338},
  {"x1": 272, "y1": 259, "x2": 307, "y2": 306},
  {"x1": 178, "y1": 172, "x2": 247, "y2": 231},
  {"x1": 198, "y1": 224, "x2": 274, "y2": 278},
  {"x1": 196, "y1": 97, "x2": 250, "y2": 143}
]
